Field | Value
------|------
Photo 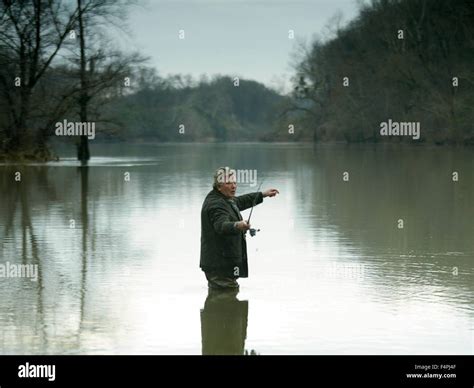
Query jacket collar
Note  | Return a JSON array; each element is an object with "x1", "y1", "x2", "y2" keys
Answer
[
  {"x1": 212, "y1": 188, "x2": 241, "y2": 219},
  {"x1": 213, "y1": 188, "x2": 231, "y2": 200}
]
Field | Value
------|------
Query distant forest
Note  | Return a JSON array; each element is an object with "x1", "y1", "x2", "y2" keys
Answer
[
  {"x1": 105, "y1": 71, "x2": 285, "y2": 142},
  {"x1": 1, "y1": 0, "x2": 473, "y2": 161},
  {"x1": 281, "y1": 0, "x2": 474, "y2": 144}
]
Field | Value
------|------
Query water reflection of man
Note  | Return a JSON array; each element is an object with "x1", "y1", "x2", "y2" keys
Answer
[
  {"x1": 200, "y1": 167, "x2": 279, "y2": 289},
  {"x1": 200, "y1": 289, "x2": 248, "y2": 355}
]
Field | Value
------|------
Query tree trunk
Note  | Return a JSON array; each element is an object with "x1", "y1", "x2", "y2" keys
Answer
[{"x1": 77, "y1": 0, "x2": 90, "y2": 164}]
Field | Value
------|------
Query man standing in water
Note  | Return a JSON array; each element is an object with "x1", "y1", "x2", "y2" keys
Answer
[{"x1": 200, "y1": 167, "x2": 279, "y2": 289}]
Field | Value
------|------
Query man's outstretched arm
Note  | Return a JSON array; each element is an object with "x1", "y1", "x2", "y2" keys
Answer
[
  {"x1": 234, "y1": 188, "x2": 279, "y2": 211},
  {"x1": 234, "y1": 192, "x2": 262, "y2": 211}
]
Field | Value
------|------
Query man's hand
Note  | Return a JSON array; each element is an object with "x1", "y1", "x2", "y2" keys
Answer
[
  {"x1": 235, "y1": 220, "x2": 251, "y2": 231},
  {"x1": 262, "y1": 188, "x2": 280, "y2": 198}
]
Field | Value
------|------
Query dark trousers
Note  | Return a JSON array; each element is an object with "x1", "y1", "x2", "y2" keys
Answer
[{"x1": 205, "y1": 272, "x2": 239, "y2": 289}]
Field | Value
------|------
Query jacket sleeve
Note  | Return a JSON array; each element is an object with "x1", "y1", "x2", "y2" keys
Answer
[
  {"x1": 234, "y1": 192, "x2": 263, "y2": 211},
  {"x1": 208, "y1": 203, "x2": 241, "y2": 235}
]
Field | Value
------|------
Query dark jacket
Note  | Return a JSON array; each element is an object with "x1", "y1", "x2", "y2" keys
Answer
[{"x1": 200, "y1": 188, "x2": 263, "y2": 278}]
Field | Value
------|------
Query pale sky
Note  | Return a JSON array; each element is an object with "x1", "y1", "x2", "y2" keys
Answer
[{"x1": 123, "y1": 0, "x2": 361, "y2": 93}]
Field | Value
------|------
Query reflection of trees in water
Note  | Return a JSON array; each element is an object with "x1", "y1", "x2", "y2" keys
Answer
[
  {"x1": 200, "y1": 289, "x2": 250, "y2": 356},
  {"x1": 78, "y1": 166, "x2": 89, "y2": 342},
  {"x1": 303, "y1": 145, "x2": 474, "y2": 295},
  {"x1": 0, "y1": 167, "x2": 52, "y2": 348},
  {"x1": 0, "y1": 162, "x2": 157, "y2": 352},
  {"x1": 0, "y1": 166, "x2": 95, "y2": 351}
]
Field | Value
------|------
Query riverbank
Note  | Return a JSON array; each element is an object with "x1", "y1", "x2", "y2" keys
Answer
[{"x1": 0, "y1": 147, "x2": 59, "y2": 163}]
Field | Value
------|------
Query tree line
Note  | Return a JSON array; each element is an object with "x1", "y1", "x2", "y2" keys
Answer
[
  {"x1": 1, "y1": 0, "x2": 472, "y2": 163},
  {"x1": 280, "y1": 0, "x2": 474, "y2": 144},
  {"x1": 106, "y1": 71, "x2": 285, "y2": 142}
]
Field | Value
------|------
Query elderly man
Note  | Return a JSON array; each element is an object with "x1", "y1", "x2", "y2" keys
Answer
[{"x1": 200, "y1": 167, "x2": 279, "y2": 289}]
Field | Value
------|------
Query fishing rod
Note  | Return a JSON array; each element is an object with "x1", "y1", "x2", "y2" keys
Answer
[{"x1": 246, "y1": 179, "x2": 264, "y2": 237}]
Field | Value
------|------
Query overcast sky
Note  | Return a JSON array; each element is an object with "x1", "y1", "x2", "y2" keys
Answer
[{"x1": 124, "y1": 0, "x2": 361, "y2": 93}]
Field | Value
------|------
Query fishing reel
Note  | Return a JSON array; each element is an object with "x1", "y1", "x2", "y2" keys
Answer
[{"x1": 249, "y1": 228, "x2": 260, "y2": 237}]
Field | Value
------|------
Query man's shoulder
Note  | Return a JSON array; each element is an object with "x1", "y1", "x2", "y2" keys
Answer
[{"x1": 203, "y1": 189, "x2": 226, "y2": 208}]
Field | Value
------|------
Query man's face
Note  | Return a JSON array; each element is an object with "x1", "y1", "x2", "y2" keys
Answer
[{"x1": 218, "y1": 175, "x2": 237, "y2": 198}]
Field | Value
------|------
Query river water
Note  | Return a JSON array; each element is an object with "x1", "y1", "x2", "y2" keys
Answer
[{"x1": 0, "y1": 143, "x2": 472, "y2": 354}]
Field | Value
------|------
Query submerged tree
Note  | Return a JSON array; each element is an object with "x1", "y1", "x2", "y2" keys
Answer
[{"x1": 72, "y1": 0, "x2": 145, "y2": 163}]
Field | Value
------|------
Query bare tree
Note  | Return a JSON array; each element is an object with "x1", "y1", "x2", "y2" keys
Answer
[
  {"x1": 71, "y1": 0, "x2": 146, "y2": 163},
  {"x1": 0, "y1": 0, "x2": 79, "y2": 153}
]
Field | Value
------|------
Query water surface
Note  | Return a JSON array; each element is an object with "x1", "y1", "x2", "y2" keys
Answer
[{"x1": 0, "y1": 143, "x2": 473, "y2": 354}]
